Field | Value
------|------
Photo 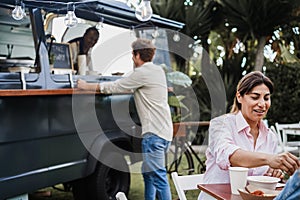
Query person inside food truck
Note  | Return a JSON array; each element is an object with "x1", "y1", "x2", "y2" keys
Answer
[{"x1": 68, "y1": 26, "x2": 99, "y2": 75}]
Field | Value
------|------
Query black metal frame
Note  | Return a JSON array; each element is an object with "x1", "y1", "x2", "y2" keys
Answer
[{"x1": 0, "y1": 0, "x2": 184, "y2": 30}]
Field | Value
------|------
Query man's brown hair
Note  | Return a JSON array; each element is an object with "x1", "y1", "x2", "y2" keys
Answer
[{"x1": 132, "y1": 38, "x2": 156, "y2": 62}]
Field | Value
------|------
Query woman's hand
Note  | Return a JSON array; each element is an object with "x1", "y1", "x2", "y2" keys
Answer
[{"x1": 267, "y1": 152, "x2": 300, "y2": 176}]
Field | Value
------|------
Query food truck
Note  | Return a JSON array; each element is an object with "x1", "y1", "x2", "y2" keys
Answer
[{"x1": 0, "y1": 0, "x2": 184, "y2": 199}]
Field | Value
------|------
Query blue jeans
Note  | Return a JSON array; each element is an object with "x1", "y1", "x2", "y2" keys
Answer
[
  {"x1": 142, "y1": 133, "x2": 171, "y2": 200},
  {"x1": 275, "y1": 169, "x2": 300, "y2": 200}
]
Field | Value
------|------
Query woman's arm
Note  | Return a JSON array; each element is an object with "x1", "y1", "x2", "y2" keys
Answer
[{"x1": 230, "y1": 149, "x2": 300, "y2": 175}]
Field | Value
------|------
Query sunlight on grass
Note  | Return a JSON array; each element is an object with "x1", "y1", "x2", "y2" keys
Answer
[
  {"x1": 128, "y1": 160, "x2": 202, "y2": 200},
  {"x1": 29, "y1": 152, "x2": 205, "y2": 200},
  {"x1": 129, "y1": 172, "x2": 201, "y2": 200}
]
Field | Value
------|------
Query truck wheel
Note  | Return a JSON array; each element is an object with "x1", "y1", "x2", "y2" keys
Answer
[
  {"x1": 72, "y1": 152, "x2": 130, "y2": 200},
  {"x1": 89, "y1": 152, "x2": 130, "y2": 200},
  {"x1": 72, "y1": 179, "x2": 88, "y2": 200}
]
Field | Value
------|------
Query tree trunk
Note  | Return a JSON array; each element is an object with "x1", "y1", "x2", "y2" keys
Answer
[{"x1": 254, "y1": 36, "x2": 266, "y2": 71}]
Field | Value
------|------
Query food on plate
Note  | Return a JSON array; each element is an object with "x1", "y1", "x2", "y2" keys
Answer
[{"x1": 251, "y1": 190, "x2": 264, "y2": 196}]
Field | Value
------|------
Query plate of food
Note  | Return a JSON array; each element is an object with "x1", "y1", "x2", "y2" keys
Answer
[
  {"x1": 238, "y1": 185, "x2": 281, "y2": 200},
  {"x1": 238, "y1": 189, "x2": 277, "y2": 200}
]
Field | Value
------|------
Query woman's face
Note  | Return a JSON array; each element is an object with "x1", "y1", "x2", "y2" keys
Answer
[{"x1": 237, "y1": 84, "x2": 271, "y2": 124}]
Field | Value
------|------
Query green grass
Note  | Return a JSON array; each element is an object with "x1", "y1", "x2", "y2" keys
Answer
[
  {"x1": 29, "y1": 152, "x2": 205, "y2": 200},
  {"x1": 129, "y1": 167, "x2": 201, "y2": 200},
  {"x1": 29, "y1": 174, "x2": 200, "y2": 200}
]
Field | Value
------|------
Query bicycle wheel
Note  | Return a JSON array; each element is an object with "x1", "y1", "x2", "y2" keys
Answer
[
  {"x1": 186, "y1": 144, "x2": 206, "y2": 174},
  {"x1": 196, "y1": 160, "x2": 206, "y2": 174},
  {"x1": 167, "y1": 144, "x2": 194, "y2": 175}
]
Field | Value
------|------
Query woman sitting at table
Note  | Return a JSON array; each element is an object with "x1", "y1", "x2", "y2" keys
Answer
[{"x1": 198, "y1": 71, "x2": 300, "y2": 199}]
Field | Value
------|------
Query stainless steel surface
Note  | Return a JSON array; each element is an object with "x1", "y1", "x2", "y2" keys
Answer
[{"x1": 0, "y1": 58, "x2": 34, "y2": 67}]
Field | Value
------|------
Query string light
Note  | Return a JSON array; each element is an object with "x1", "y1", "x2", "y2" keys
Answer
[
  {"x1": 12, "y1": 0, "x2": 26, "y2": 20},
  {"x1": 173, "y1": 31, "x2": 180, "y2": 42},
  {"x1": 64, "y1": 2, "x2": 78, "y2": 28},
  {"x1": 130, "y1": 26, "x2": 136, "y2": 37},
  {"x1": 135, "y1": 0, "x2": 153, "y2": 22},
  {"x1": 96, "y1": 17, "x2": 104, "y2": 29},
  {"x1": 151, "y1": 27, "x2": 159, "y2": 38},
  {"x1": 9, "y1": 0, "x2": 182, "y2": 31}
]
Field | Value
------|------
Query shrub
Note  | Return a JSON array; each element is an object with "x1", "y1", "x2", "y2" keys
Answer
[{"x1": 265, "y1": 62, "x2": 300, "y2": 125}]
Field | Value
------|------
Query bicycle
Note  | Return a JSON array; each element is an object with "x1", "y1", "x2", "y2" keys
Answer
[{"x1": 166, "y1": 121, "x2": 209, "y2": 176}]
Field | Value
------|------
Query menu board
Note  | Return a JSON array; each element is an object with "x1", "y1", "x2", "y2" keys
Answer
[{"x1": 48, "y1": 42, "x2": 73, "y2": 70}]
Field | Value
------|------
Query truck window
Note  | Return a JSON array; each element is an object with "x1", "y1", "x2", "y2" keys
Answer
[
  {"x1": 49, "y1": 16, "x2": 135, "y2": 76},
  {"x1": 0, "y1": 7, "x2": 35, "y2": 72},
  {"x1": 49, "y1": 16, "x2": 173, "y2": 77}
]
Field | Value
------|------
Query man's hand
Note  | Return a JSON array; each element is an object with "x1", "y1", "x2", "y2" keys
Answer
[
  {"x1": 264, "y1": 168, "x2": 284, "y2": 179},
  {"x1": 77, "y1": 79, "x2": 88, "y2": 90},
  {"x1": 77, "y1": 79, "x2": 99, "y2": 92}
]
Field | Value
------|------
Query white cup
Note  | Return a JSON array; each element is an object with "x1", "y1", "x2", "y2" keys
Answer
[
  {"x1": 229, "y1": 167, "x2": 249, "y2": 195},
  {"x1": 77, "y1": 55, "x2": 87, "y2": 75}
]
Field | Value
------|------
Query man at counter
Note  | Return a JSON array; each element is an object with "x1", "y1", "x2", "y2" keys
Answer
[
  {"x1": 68, "y1": 26, "x2": 99, "y2": 75},
  {"x1": 77, "y1": 38, "x2": 173, "y2": 200}
]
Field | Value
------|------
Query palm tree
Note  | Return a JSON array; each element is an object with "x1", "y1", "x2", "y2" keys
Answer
[
  {"x1": 152, "y1": 0, "x2": 217, "y2": 39},
  {"x1": 151, "y1": 0, "x2": 219, "y2": 72},
  {"x1": 151, "y1": 0, "x2": 300, "y2": 122},
  {"x1": 216, "y1": 0, "x2": 296, "y2": 71}
]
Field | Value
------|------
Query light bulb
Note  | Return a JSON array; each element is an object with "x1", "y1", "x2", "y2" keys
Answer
[
  {"x1": 173, "y1": 32, "x2": 180, "y2": 42},
  {"x1": 96, "y1": 17, "x2": 104, "y2": 29},
  {"x1": 64, "y1": 3, "x2": 78, "y2": 28},
  {"x1": 64, "y1": 11, "x2": 78, "y2": 28},
  {"x1": 135, "y1": 0, "x2": 153, "y2": 22},
  {"x1": 130, "y1": 26, "x2": 136, "y2": 37},
  {"x1": 12, "y1": 3, "x2": 26, "y2": 20},
  {"x1": 151, "y1": 27, "x2": 159, "y2": 38}
]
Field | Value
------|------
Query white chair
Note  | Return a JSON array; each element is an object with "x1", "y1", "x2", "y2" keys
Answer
[
  {"x1": 115, "y1": 192, "x2": 128, "y2": 200},
  {"x1": 275, "y1": 122, "x2": 300, "y2": 145},
  {"x1": 270, "y1": 125, "x2": 298, "y2": 154},
  {"x1": 171, "y1": 172, "x2": 204, "y2": 200}
]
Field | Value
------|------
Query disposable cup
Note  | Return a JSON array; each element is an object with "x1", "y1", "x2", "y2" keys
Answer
[
  {"x1": 78, "y1": 55, "x2": 87, "y2": 75},
  {"x1": 229, "y1": 167, "x2": 249, "y2": 195}
]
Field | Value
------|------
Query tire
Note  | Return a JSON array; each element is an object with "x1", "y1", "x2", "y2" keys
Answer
[
  {"x1": 72, "y1": 179, "x2": 88, "y2": 200},
  {"x1": 72, "y1": 152, "x2": 130, "y2": 200}
]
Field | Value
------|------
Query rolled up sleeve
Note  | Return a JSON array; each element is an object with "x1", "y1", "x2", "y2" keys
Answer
[{"x1": 209, "y1": 116, "x2": 241, "y2": 170}]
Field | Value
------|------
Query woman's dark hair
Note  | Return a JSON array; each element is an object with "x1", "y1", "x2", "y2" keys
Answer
[{"x1": 230, "y1": 71, "x2": 274, "y2": 113}]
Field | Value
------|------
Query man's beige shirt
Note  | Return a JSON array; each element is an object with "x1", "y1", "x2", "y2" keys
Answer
[{"x1": 100, "y1": 62, "x2": 173, "y2": 141}]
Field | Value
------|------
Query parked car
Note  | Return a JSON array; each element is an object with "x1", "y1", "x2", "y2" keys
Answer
[{"x1": 0, "y1": 0, "x2": 183, "y2": 199}]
